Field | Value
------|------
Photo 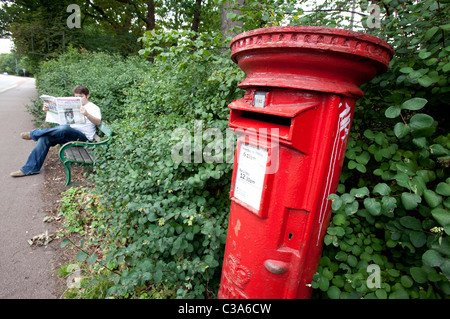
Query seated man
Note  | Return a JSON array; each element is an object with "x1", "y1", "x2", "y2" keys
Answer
[{"x1": 11, "y1": 85, "x2": 101, "y2": 177}]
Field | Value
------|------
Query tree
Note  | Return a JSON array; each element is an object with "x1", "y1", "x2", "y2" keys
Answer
[{"x1": 220, "y1": 0, "x2": 244, "y2": 39}]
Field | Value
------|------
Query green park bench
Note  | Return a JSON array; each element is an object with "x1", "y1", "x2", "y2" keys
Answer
[{"x1": 58, "y1": 122, "x2": 113, "y2": 186}]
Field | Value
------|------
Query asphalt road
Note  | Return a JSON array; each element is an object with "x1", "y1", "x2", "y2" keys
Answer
[{"x1": 0, "y1": 74, "x2": 58, "y2": 298}]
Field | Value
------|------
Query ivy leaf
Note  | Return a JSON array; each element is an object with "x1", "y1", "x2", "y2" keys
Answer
[
  {"x1": 86, "y1": 253, "x2": 98, "y2": 265},
  {"x1": 333, "y1": 213, "x2": 346, "y2": 226},
  {"x1": 409, "y1": 231, "x2": 426, "y2": 248},
  {"x1": 348, "y1": 160, "x2": 358, "y2": 170},
  {"x1": 440, "y1": 23, "x2": 450, "y2": 31},
  {"x1": 381, "y1": 196, "x2": 397, "y2": 215},
  {"x1": 418, "y1": 51, "x2": 432, "y2": 59},
  {"x1": 153, "y1": 270, "x2": 163, "y2": 282},
  {"x1": 355, "y1": 152, "x2": 370, "y2": 165},
  {"x1": 400, "y1": 275, "x2": 414, "y2": 288},
  {"x1": 61, "y1": 239, "x2": 71, "y2": 248},
  {"x1": 331, "y1": 197, "x2": 343, "y2": 211},
  {"x1": 422, "y1": 249, "x2": 444, "y2": 267},
  {"x1": 423, "y1": 26, "x2": 439, "y2": 40},
  {"x1": 318, "y1": 276, "x2": 330, "y2": 292},
  {"x1": 394, "y1": 122, "x2": 410, "y2": 139},
  {"x1": 443, "y1": 62, "x2": 450, "y2": 73},
  {"x1": 400, "y1": 216, "x2": 422, "y2": 230},
  {"x1": 350, "y1": 187, "x2": 369, "y2": 198},
  {"x1": 429, "y1": 144, "x2": 449, "y2": 156},
  {"x1": 410, "y1": 267, "x2": 428, "y2": 284},
  {"x1": 431, "y1": 208, "x2": 450, "y2": 226},
  {"x1": 364, "y1": 198, "x2": 381, "y2": 216},
  {"x1": 395, "y1": 172, "x2": 412, "y2": 190},
  {"x1": 412, "y1": 137, "x2": 427, "y2": 148},
  {"x1": 401, "y1": 98, "x2": 428, "y2": 111},
  {"x1": 373, "y1": 183, "x2": 391, "y2": 196},
  {"x1": 389, "y1": 288, "x2": 409, "y2": 299},
  {"x1": 409, "y1": 113, "x2": 435, "y2": 137},
  {"x1": 418, "y1": 76, "x2": 433, "y2": 87},
  {"x1": 399, "y1": 67, "x2": 414, "y2": 74},
  {"x1": 436, "y1": 182, "x2": 450, "y2": 196},
  {"x1": 410, "y1": 176, "x2": 426, "y2": 196},
  {"x1": 423, "y1": 189, "x2": 442, "y2": 208},
  {"x1": 327, "y1": 286, "x2": 341, "y2": 299},
  {"x1": 385, "y1": 105, "x2": 401, "y2": 118},
  {"x1": 76, "y1": 251, "x2": 88, "y2": 262},
  {"x1": 345, "y1": 201, "x2": 359, "y2": 216}
]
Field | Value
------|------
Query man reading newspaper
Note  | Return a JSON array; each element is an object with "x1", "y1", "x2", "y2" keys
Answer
[{"x1": 10, "y1": 85, "x2": 101, "y2": 177}]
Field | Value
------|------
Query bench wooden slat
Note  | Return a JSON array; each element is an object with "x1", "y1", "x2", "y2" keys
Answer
[
  {"x1": 64, "y1": 146, "x2": 93, "y2": 164},
  {"x1": 79, "y1": 147, "x2": 94, "y2": 163}
]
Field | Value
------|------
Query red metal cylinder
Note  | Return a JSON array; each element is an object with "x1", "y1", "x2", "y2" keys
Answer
[{"x1": 218, "y1": 26, "x2": 393, "y2": 299}]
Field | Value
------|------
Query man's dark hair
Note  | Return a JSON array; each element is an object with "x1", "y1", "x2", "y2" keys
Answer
[{"x1": 73, "y1": 85, "x2": 90, "y2": 96}]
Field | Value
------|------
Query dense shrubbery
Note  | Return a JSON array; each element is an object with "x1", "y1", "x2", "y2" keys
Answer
[
  {"x1": 34, "y1": 1, "x2": 449, "y2": 299},
  {"x1": 309, "y1": 0, "x2": 450, "y2": 299},
  {"x1": 36, "y1": 34, "x2": 245, "y2": 298},
  {"x1": 30, "y1": 48, "x2": 150, "y2": 125},
  {"x1": 90, "y1": 35, "x2": 245, "y2": 297}
]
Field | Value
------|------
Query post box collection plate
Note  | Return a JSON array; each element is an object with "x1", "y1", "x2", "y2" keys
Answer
[{"x1": 233, "y1": 142, "x2": 268, "y2": 211}]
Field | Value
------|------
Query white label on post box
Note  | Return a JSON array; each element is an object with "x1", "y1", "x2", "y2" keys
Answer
[
  {"x1": 234, "y1": 143, "x2": 268, "y2": 211},
  {"x1": 253, "y1": 92, "x2": 266, "y2": 108}
]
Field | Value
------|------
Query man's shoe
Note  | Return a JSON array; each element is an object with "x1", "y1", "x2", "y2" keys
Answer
[
  {"x1": 10, "y1": 170, "x2": 26, "y2": 177},
  {"x1": 20, "y1": 132, "x2": 31, "y2": 140}
]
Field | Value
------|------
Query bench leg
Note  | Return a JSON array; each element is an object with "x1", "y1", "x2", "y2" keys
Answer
[{"x1": 64, "y1": 163, "x2": 72, "y2": 186}]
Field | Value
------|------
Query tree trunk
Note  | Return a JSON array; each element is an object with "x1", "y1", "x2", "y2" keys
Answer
[
  {"x1": 221, "y1": 0, "x2": 244, "y2": 40},
  {"x1": 145, "y1": 0, "x2": 155, "y2": 31},
  {"x1": 191, "y1": 0, "x2": 202, "y2": 32}
]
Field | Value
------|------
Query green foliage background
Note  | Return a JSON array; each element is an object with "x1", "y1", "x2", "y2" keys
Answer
[{"x1": 31, "y1": 0, "x2": 449, "y2": 299}]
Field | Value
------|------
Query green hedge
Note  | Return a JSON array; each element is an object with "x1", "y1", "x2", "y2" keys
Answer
[
  {"x1": 34, "y1": 20, "x2": 449, "y2": 298},
  {"x1": 30, "y1": 47, "x2": 150, "y2": 125}
]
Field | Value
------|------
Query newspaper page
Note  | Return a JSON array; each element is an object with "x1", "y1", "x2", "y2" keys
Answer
[{"x1": 40, "y1": 95, "x2": 86, "y2": 125}]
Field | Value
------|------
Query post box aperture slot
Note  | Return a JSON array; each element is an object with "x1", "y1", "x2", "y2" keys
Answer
[
  {"x1": 229, "y1": 110, "x2": 292, "y2": 140},
  {"x1": 241, "y1": 111, "x2": 291, "y2": 127}
]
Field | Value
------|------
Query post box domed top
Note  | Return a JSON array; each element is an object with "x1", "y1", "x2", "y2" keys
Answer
[{"x1": 230, "y1": 26, "x2": 394, "y2": 98}]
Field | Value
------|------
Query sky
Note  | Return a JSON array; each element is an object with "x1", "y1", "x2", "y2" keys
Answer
[
  {"x1": 0, "y1": 2, "x2": 11, "y2": 54},
  {"x1": 0, "y1": 38, "x2": 13, "y2": 54}
]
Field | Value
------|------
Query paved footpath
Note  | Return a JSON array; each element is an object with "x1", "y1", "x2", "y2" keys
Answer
[{"x1": 0, "y1": 75, "x2": 58, "y2": 298}]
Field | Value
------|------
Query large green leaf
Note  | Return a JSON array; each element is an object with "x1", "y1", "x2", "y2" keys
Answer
[
  {"x1": 373, "y1": 183, "x2": 391, "y2": 196},
  {"x1": 401, "y1": 98, "x2": 428, "y2": 111},
  {"x1": 394, "y1": 122, "x2": 410, "y2": 138},
  {"x1": 385, "y1": 105, "x2": 401, "y2": 118},
  {"x1": 423, "y1": 249, "x2": 444, "y2": 267},
  {"x1": 423, "y1": 189, "x2": 443, "y2": 208},
  {"x1": 409, "y1": 113, "x2": 436, "y2": 137},
  {"x1": 436, "y1": 182, "x2": 450, "y2": 196},
  {"x1": 409, "y1": 231, "x2": 426, "y2": 248},
  {"x1": 400, "y1": 216, "x2": 422, "y2": 230},
  {"x1": 401, "y1": 193, "x2": 422, "y2": 210},
  {"x1": 432, "y1": 208, "x2": 450, "y2": 226},
  {"x1": 410, "y1": 267, "x2": 428, "y2": 284},
  {"x1": 364, "y1": 198, "x2": 381, "y2": 216}
]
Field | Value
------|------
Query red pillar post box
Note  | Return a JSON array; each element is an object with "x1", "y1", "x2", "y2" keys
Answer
[{"x1": 218, "y1": 26, "x2": 393, "y2": 299}]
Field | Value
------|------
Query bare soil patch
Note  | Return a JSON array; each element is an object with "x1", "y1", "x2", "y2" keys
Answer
[{"x1": 40, "y1": 146, "x2": 91, "y2": 298}]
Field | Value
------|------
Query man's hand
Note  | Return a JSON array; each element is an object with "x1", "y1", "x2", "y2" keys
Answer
[
  {"x1": 80, "y1": 106, "x2": 88, "y2": 116},
  {"x1": 80, "y1": 106, "x2": 101, "y2": 126},
  {"x1": 42, "y1": 103, "x2": 49, "y2": 112}
]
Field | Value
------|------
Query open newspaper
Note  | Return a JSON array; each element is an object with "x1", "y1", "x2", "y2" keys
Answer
[{"x1": 40, "y1": 95, "x2": 86, "y2": 125}]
